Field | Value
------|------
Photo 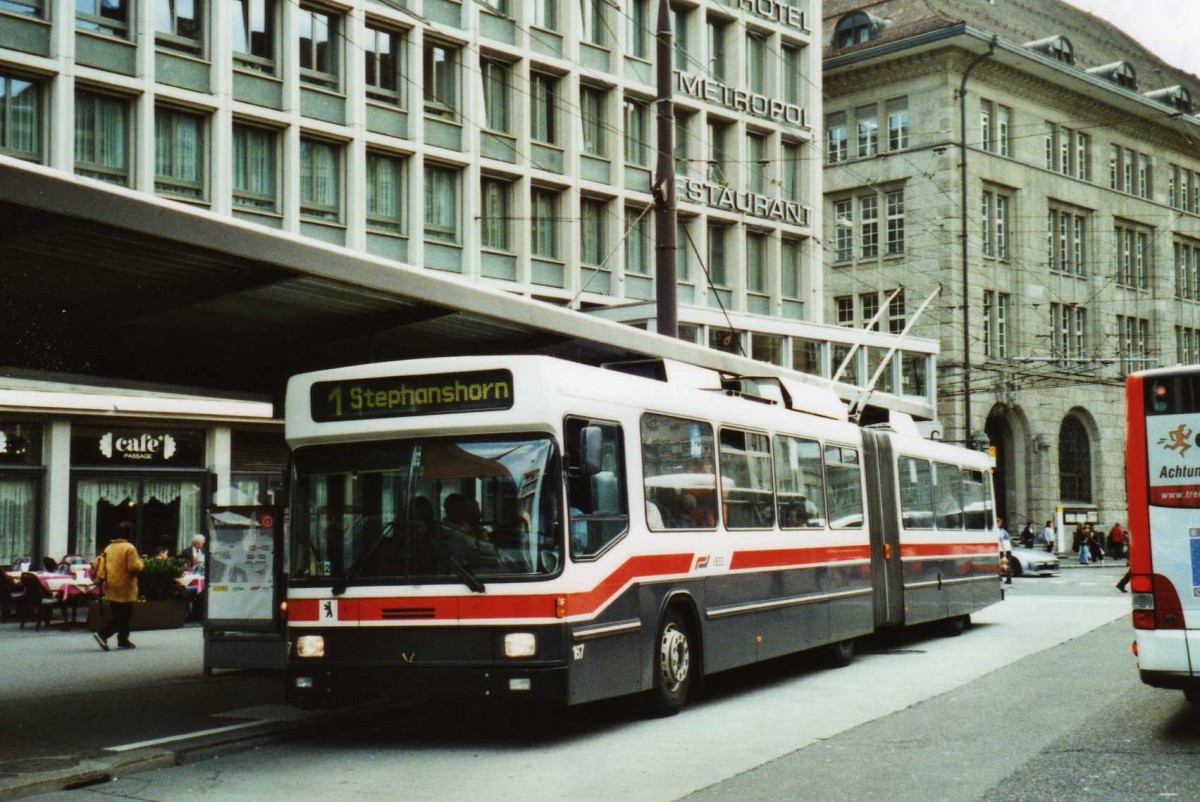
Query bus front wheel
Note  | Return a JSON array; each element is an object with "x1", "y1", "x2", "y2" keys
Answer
[{"x1": 648, "y1": 610, "x2": 693, "y2": 717}]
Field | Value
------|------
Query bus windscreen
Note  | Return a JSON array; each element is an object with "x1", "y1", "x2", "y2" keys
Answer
[{"x1": 1145, "y1": 375, "x2": 1200, "y2": 506}]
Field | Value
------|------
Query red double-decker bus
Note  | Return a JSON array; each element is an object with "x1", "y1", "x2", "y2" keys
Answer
[{"x1": 1126, "y1": 367, "x2": 1200, "y2": 704}]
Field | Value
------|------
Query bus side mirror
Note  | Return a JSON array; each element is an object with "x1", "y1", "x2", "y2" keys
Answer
[{"x1": 581, "y1": 426, "x2": 604, "y2": 476}]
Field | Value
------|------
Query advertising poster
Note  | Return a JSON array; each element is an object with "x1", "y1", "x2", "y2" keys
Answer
[
  {"x1": 206, "y1": 506, "x2": 280, "y2": 628},
  {"x1": 1147, "y1": 413, "x2": 1200, "y2": 507}
]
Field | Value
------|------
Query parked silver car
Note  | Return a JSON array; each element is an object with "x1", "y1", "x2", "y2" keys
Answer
[{"x1": 1008, "y1": 547, "x2": 1060, "y2": 577}]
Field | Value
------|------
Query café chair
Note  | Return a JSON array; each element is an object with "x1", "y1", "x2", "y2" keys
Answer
[
  {"x1": 11, "y1": 557, "x2": 31, "y2": 573},
  {"x1": 0, "y1": 573, "x2": 24, "y2": 622},
  {"x1": 19, "y1": 573, "x2": 60, "y2": 631}
]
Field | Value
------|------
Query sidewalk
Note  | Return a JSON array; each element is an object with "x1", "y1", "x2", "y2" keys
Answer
[{"x1": 0, "y1": 620, "x2": 349, "y2": 801}]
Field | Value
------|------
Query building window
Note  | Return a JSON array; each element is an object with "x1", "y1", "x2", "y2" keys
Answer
[
  {"x1": 860, "y1": 195, "x2": 877, "y2": 258},
  {"x1": 299, "y1": 138, "x2": 339, "y2": 221},
  {"x1": 885, "y1": 190, "x2": 904, "y2": 255},
  {"x1": 783, "y1": 46, "x2": 802, "y2": 107},
  {"x1": 580, "y1": 86, "x2": 607, "y2": 157},
  {"x1": 154, "y1": 107, "x2": 204, "y2": 199},
  {"x1": 1117, "y1": 315, "x2": 1151, "y2": 375},
  {"x1": 708, "y1": 120, "x2": 729, "y2": 184},
  {"x1": 1048, "y1": 207, "x2": 1087, "y2": 275},
  {"x1": 782, "y1": 141, "x2": 801, "y2": 201},
  {"x1": 1123, "y1": 147, "x2": 1134, "y2": 194},
  {"x1": 231, "y1": 0, "x2": 274, "y2": 72},
  {"x1": 0, "y1": 73, "x2": 41, "y2": 162},
  {"x1": 1, "y1": 0, "x2": 41, "y2": 16},
  {"x1": 746, "y1": 232, "x2": 768, "y2": 294},
  {"x1": 1075, "y1": 132, "x2": 1090, "y2": 181},
  {"x1": 980, "y1": 100, "x2": 992, "y2": 152},
  {"x1": 480, "y1": 177, "x2": 511, "y2": 252},
  {"x1": 1059, "y1": 125, "x2": 1072, "y2": 176},
  {"x1": 627, "y1": 0, "x2": 648, "y2": 59},
  {"x1": 365, "y1": 26, "x2": 403, "y2": 103},
  {"x1": 481, "y1": 58, "x2": 511, "y2": 134},
  {"x1": 532, "y1": 0, "x2": 557, "y2": 29},
  {"x1": 747, "y1": 31, "x2": 768, "y2": 95},
  {"x1": 707, "y1": 224, "x2": 728, "y2": 286},
  {"x1": 833, "y1": 11, "x2": 875, "y2": 48},
  {"x1": 532, "y1": 72, "x2": 560, "y2": 146},
  {"x1": 676, "y1": 219, "x2": 691, "y2": 282},
  {"x1": 983, "y1": 290, "x2": 1010, "y2": 358},
  {"x1": 1139, "y1": 153, "x2": 1151, "y2": 199},
  {"x1": 155, "y1": 0, "x2": 202, "y2": 54},
  {"x1": 833, "y1": 199, "x2": 852, "y2": 262},
  {"x1": 886, "y1": 97, "x2": 908, "y2": 151},
  {"x1": 835, "y1": 295, "x2": 854, "y2": 326},
  {"x1": 231, "y1": 123, "x2": 276, "y2": 212},
  {"x1": 1114, "y1": 222, "x2": 1152, "y2": 289},
  {"x1": 1174, "y1": 238, "x2": 1200, "y2": 301},
  {"x1": 74, "y1": 91, "x2": 130, "y2": 186},
  {"x1": 424, "y1": 164, "x2": 459, "y2": 242},
  {"x1": 707, "y1": 16, "x2": 728, "y2": 80},
  {"x1": 625, "y1": 207, "x2": 650, "y2": 275},
  {"x1": 997, "y1": 105, "x2": 1011, "y2": 157},
  {"x1": 827, "y1": 112, "x2": 847, "y2": 164},
  {"x1": 580, "y1": 198, "x2": 607, "y2": 267},
  {"x1": 860, "y1": 292, "x2": 880, "y2": 330},
  {"x1": 982, "y1": 189, "x2": 1008, "y2": 260},
  {"x1": 855, "y1": 104, "x2": 877, "y2": 158},
  {"x1": 747, "y1": 132, "x2": 767, "y2": 195},
  {"x1": 298, "y1": 6, "x2": 337, "y2": 87},
  {"x1": 365, "y1": 152, "x2": 405, "y2": 233},
  {"x1": 781, "y1": 238, "x2": 802, "y2": 300},
  {"x1": 1108, "y1": 144, "x2": 1118, "y2": 190},
  {"x1": 480, "y1": 0, "x2": 508, "y2": 16},
  {"x1": 77, "y1": 0, "x2": 128, "y2": 37},
  {"x1": 1050, "y1": 303, "x2": 1087, "y2": 364},
  {"x1": 580, "y1": 0, "x2": 604, "y2": 46},
  {"x1": 423, "y1": 42, "x2": 457, "y2": 118},
  {"x1": 624, "y1": 98, "x2": 648, "y2": 166},
  {"x1": 887, "y1": 288, "x2": 906, "y2": 334},
  {"x1": 531, "y1": 188, "x2": 560, "y2": 260},
  {"x1": 1058, "y1": 416, "x2": 1092, "y2": 503}
]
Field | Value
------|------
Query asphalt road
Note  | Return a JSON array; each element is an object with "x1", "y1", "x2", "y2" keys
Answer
[{"x1": 29, "y1": 566, "x2": 1183, "y2": 802}]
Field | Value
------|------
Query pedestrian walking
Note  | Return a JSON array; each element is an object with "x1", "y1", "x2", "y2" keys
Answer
[
  {"x1": 1117, "y1": 530, "x2": 1133, "y2": 592},
  {"x1": 1041, "y1": 519, "x2": 1056, "y2": 553},
  {"x1": 91, "y1": 523, "x2": 144, "y2": 651},
  {"x1": 1087, "y1": 529, "x2": 1105, "y2": 564},
  {"x1": 1107, "y1": 523, "x2": 1126, "y2": 560},
  {"x1": 1078, "y1": 525, "x2": 1090, "y2": 565},
  {"x1": 997, "y1": 517, "x2": 1013, "y2": 585}
]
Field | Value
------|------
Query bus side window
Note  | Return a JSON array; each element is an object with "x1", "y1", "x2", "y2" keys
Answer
[
  {"x1": 898, "y1": 457, "x2": 933, "y2": 529},
  {"x1": 961, "y1": 468, "x2": 991, "y2": 530},
  {"x1": 932, "y1": 462, "x2": 964, "y2": 529},
  {"x1": 640, "y1": 413, "x2": 718, "y2": 531},
  {"x1": 775, "y1": 434, "x2": 826, "y2": 529},
  {"x1": 718, "y1": 428, "x2": 775, "y2": 530},
  {"x1": 825, "y1": 446, "x2": 864, "y2": 529},
  {"x1": 565, "y1": 417, "x2": 629, "y2": 559}
]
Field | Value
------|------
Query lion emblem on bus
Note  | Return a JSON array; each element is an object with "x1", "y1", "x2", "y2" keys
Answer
[{"x1": 1159, "y1": 423, "x2": 1196, "y2": 457}]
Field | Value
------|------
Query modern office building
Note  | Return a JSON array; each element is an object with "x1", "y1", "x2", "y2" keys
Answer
[{"x1": 822, "y1": 0, "x2": 1200, "y2": 537}]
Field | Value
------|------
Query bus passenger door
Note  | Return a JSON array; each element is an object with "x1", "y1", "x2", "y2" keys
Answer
[{"x1": 863, "y1": 431, "x2": 904, "y2": 628}]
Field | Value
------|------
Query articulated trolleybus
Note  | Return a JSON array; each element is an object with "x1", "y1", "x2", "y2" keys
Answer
[
  {"x1": 1126, "y1": 366, "x2": 1200, "y2": 703},
  {"x1": 285, "y1": 356, "x2": 1000, "y2": 714}
]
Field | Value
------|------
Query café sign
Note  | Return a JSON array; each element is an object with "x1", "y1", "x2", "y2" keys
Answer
[
  {"x1": 676, "y1": 72, "x2": 807, "y2": 127},
  {"x1": 71, "y1": 428, "x2": 204, "y2": 467},
  {"x1": 678, "y1": 177, "x2": 810, "y2": 226}
]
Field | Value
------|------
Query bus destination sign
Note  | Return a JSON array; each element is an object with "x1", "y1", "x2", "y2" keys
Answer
[{"x1": 311, "y1": 369, "x2": 514, "y2": 422}]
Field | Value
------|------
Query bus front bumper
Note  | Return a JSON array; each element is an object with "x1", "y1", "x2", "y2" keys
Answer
[{"x1": 286, "y1": 664, "x2": 569, "y2": 708}]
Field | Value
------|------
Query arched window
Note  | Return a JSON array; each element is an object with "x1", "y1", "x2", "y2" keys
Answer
[
  {"x1": 1058, "y1": 416, "x2": 1092, "y2": 503},
  {"x1": 1025, "y1": 35, "x2": 1074, "y2": 66},
  {"x1": 833, "y1": 12, "x2": 875, "y2": 50}
]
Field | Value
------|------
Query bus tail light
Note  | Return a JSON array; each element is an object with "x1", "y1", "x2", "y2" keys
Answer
[{"x1": 1131, "y1": 574, "x2": 1185, "y2": 630}]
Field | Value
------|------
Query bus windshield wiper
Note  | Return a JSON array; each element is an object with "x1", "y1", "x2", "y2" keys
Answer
[
  {"x1": 332, "y1": 519, "x2": 392, "y2": 596},
  {"x1": 425, "y1": 535, "x2": 486, "y2": 594}
]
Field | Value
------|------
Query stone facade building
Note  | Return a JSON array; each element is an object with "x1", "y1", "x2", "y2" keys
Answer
[{"x1": 822, "y1": 0, "x2": 1200, "y2": 538}]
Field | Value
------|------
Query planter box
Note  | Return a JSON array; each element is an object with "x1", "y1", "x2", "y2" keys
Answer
[{"x1": 87, "y1": 598, "x2": 188, "y2": 632}]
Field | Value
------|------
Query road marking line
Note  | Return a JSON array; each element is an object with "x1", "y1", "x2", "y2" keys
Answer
[{"x1": 106, "y1": 720, "x2": 268, "y2": 752}]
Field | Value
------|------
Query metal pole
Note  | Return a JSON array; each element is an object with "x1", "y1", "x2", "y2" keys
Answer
[
  {"x1": 653, "y1": 0, "x2": 678, "y2": 338},
  {"x1": 959, "y1": 38, "x2": 995, "y2": 447}
]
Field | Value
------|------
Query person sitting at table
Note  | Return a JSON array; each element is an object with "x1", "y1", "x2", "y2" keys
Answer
[
  {"x1": 179, "y1": 534, "x2": 206, "y2": 572},
  {"x1": 41, "y1": 556, "x2": 58, "y2": 573}
]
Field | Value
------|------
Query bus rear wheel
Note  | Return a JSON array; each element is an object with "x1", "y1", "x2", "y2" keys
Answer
[{"x1": 647, "y1": 610, "x2": 693, "y2": 717}]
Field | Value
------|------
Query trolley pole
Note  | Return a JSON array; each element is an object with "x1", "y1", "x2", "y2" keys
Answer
[{"x1": 653, "y1": 0, "x2": 678, "y2": 338}]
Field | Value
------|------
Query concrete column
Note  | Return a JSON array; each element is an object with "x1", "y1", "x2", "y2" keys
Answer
[
  {"x1": 207, "y1": 425, "x2": 232, "y2": 506},
  {"x1": 42, "y1": 420, "x2": 72, "y2": 559}
]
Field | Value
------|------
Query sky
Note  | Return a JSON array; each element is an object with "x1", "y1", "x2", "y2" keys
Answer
[{"x1": 1060, "y1": 0, "x2": 1200, "y2": 77}]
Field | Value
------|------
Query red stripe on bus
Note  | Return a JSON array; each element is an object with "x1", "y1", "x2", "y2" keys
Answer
[
  {"x1": 729, "y1": 545, "x2": 871, "y2": 570},
  {"x1": 900, "y1": 542, "x2": 995, "y2": 557},
  {"x1": 1126, "y1": 375, "x2": 1152, "y2": 574}
]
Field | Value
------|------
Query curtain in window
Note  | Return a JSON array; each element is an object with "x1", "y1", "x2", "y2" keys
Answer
[
  {"x1": 234, "y1": 126, "x2": 274, "y2": 199},
  {"x1": 145, "y1": 479, "x2": 202, "y2": 554},
  {"x1": 301, "y1": 140, "x2": 337, "y2": 211},
  {"x1": 532, "y1": 76, "x2": 555, "y2": 143},
  {"x1": 155, "y1": 111, "x2": 199, "y2": 185},
  {"x1": 580, "y1": 201, "x2": 604, "y2": 265},
  {"x1": 367, "y1": 154, "x2": 400, "y2": 224},
  {"x1": 482, "y1": 61, "x2": 509, "y2": 133},
  {"x1": 96, "y1": 96, "x2": 126, "y2": 170},
  {"x1": 531, "y1": 190, "x2": 558, "y2": 258},
  {"x1": 424, "y1": 166, "x2": 457, "y2": 240},
  {"x1": 3, "y1": 78, "x2": 39, "y2": 155},
  {"x1": 481, "y1": 180, "x2": 508, "y2": 250},
  {"x1": 0, "y1": 477, "x2": 36, "y2": 563},
  {"x1": 73, "y1": 478, "x2": 139, "y2": 558}
]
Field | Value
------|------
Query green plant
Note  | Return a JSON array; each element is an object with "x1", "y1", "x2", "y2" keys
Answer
[{"x1": 139, "y1": 557, "x2": 188, "y2": 601}]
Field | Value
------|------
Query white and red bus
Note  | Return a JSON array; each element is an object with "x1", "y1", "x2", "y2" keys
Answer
[
  {"x1": 1126, "y1": 366, "x2": 1200, "y2": 703},
  {"x1": 284, "y1": 356, "x2": 1000, "y2": 714}
]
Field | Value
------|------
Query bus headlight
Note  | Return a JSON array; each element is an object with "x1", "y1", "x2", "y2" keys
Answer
[
  {"x1": 504, "y1": 632, "x2": 537, "y2": 658},
  {"x1": 296, "y1": 635, "x2": 326, "y2": 658}
]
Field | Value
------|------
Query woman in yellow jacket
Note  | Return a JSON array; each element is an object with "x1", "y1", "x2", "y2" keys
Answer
[{"x1": 91, "y1": 529, "x2": 144, "y2": 650}]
